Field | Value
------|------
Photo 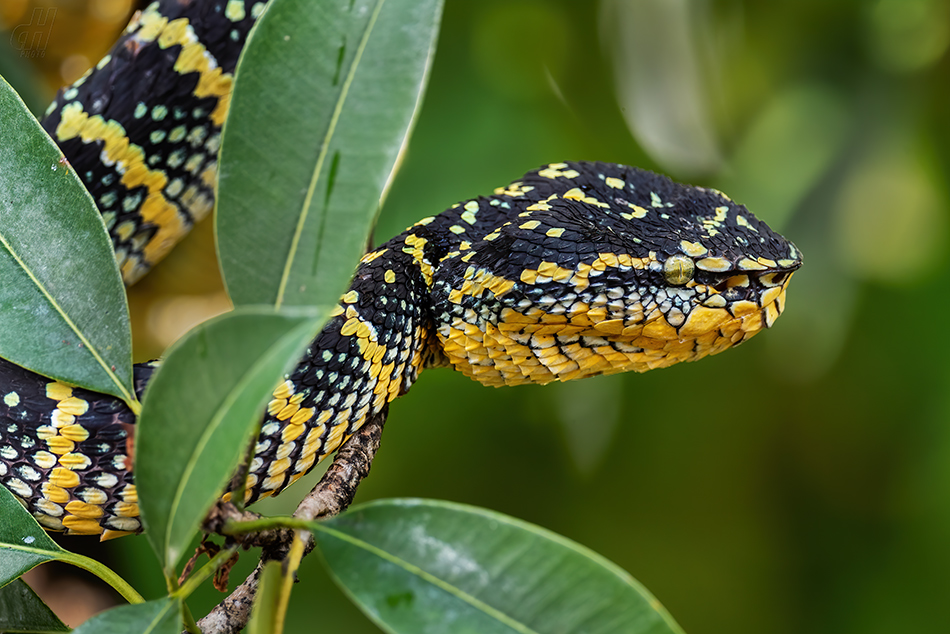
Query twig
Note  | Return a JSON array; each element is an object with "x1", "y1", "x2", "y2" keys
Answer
[
  {"x1": 195, "y1": 406, "x2": 387, "y2": 633},
  {"x1": 294, "y1": 404, "x2": 388, "y2": 521}
]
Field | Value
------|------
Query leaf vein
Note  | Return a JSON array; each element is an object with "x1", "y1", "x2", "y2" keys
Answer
[
  {"x1": 274, "y1": 0, "x2": 387, "y2": 309},
  {"x1": 0, "y1": 231, "x2": 133, "y2": 406},
  {"x1": 313, "y1": 524, "x2": 540, "y2": 634}
]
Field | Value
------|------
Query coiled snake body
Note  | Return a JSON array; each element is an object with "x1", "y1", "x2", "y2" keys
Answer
[{"x1": 0, "y1": 0, "x2": 801, "y2": 538}]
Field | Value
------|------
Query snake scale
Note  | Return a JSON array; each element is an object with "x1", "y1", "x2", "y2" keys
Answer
[{"x1": 0, "y1": 0, "x2": 801, "y2": 539}]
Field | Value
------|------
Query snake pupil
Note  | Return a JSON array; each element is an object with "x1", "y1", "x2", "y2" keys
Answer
[{"x1": 663, "y1": 255, "x2": 695, "y2": 285}]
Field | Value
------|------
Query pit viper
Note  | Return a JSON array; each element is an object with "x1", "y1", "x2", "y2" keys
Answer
[{"x1": 0, "y1": 0, "x2": 801, "y2": 539}]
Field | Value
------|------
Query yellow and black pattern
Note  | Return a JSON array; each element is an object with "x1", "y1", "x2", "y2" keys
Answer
[
  {"x1": 0, "y1": 358, "x2": 156, "y2": 538},
  {"x1": 0, "y1": 1, "x2": 802, "y2": 537},
  {"x1": 40, "y1": 0, "x2": 262, "y2": 283},
  {"x1": 235, "y1": 236, "x2": 438, "y2": 503},
  {"x1": 228, "y1": 160, "x2": 801, "y2": 506},
  {"x1": 429, "y1": 162, "x2": 801, "y2": 387}
]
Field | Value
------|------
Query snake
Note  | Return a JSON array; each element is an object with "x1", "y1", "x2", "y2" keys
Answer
[{"x1": 0, "y1": 0, "x2": 801, "y2": 539}]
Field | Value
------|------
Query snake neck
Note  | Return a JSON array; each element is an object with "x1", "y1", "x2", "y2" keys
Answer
[{"x1": 239, "y1": 224, "x2": 442, "y2": 504}]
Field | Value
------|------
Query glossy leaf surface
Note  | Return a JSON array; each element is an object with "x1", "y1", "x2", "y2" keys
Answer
[
  {"x1": 70, "y1": 598, "x2": 180, "y2": 634},
  {"x1": 0, "y1": 579, "x2": 69, "y2": 633},
  {"x1": 0, "y1": 75, "x2": 134, "y2": 405},
  {"x1": 136, "y1": 307, "x2": 323, "y2": 573},
  {"x1": 315, "y1": 499, "x2": 685, "y2": 634},
  {"x1": 217, "y1": 0, "x2": 443, "y2": 309}
]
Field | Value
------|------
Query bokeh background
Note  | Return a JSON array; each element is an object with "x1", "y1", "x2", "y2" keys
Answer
[{"x1": 4, "y1": 0, "x2": 950, "y2": 632}]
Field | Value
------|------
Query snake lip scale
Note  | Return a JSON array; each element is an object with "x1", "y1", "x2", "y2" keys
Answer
[{"x1": 0, "y1": 0, "x2": 801, "y2": 539}]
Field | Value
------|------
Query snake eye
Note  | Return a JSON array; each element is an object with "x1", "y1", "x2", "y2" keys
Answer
[{"x1": 663, "y1": 255, "x2": 694, "y2": 286}]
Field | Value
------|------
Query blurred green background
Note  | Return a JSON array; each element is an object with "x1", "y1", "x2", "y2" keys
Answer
[{"x1": 4, "y1": 0, "x2": 950, "y2": 632}]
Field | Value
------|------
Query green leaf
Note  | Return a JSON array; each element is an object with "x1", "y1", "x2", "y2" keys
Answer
[
  {"x1": 70, "y1": 597, "x2": 180, "y2": 634},
  {"x1": 0, "y1": 74, "x2": 135, "y2": 406},
  {"x1": 217, "y1": 0, "x2": 444, "y2": 309},
  {"x1": 0, "y1": 579, "x2": 69, "y2": 633},
  {"x1": 247, "y1": 560, "x2": 285, "y2": 634},
  {"x1": 136, "y1": 307, "x2": 325, "y2": 574},
  {"x1": 0, "y1": 486, "x2": 66, "y2": 587},
  {"x1": 314, "y1": 499, "x2": 685, "y2": 634},
  {"x1": 0, "y1": 487, "x2": 144, "y2": 604}
]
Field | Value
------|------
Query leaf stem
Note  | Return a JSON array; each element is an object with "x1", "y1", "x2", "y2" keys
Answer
[
  {"x1": 164, "y1": 569, "x2": 180, "y2": 595},
  {"x1": 57, "y1": 552, "x2": 145, "y2": 605},
  {"x1": 182, "y1": 603, "x2": 201, "y2": 634},
  {"x1": 274, "y1": 531, "x2": 307, "y2": 632},
  {"x1": 222, "y1": 516, "x2": 312, "y2": 535}
]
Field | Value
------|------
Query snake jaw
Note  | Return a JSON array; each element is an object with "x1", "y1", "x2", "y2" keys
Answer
[{"x1": 434, "y1": 259, "x2": 799, "y2": 387}]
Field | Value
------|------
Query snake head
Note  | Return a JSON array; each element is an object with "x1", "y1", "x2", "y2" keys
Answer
[{"x1": 431, "y1": 161, "x2": 801, "y2": 387}]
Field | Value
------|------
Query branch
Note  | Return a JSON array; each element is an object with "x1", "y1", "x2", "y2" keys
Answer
[
  {"x1": 294, "y1": 404, "x2": 388, "y2": 521},
  {"x1": 195, "y1": 406, "x2": 388, "y2": 633}
]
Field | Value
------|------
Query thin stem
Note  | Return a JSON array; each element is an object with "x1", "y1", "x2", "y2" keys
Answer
[
  {"x1": 273, "y1": 532, "x2": 307, "y2": 632},
  {"x1": 182, "y1": 604, "x2": 201, "y2": 634},
  {"x1": 164, "y1": 569, "x2": 180, "y2": 596},
  {"x1": 222, "y1": 516, "x2": 310, "y2": 535},
  {"x1": 58, "y1": 552, "x2": 145, "y2": 605}
]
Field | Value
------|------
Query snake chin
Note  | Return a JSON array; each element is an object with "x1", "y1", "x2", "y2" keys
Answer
[{"x1": 434, "y1": 268, "x2": 797, "y2": 387}]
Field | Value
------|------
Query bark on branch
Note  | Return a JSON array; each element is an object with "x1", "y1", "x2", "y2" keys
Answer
[{"x1": 194, "y1": 406, "x2": 387, "y2": 633}]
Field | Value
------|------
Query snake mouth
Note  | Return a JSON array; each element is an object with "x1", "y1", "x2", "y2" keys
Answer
[
  {"x1": 696, "y1": 257, "x2": 799, "y2": 314},
  {"x1": 707, "y1": 269, "x2": 791, "y2": 294}
]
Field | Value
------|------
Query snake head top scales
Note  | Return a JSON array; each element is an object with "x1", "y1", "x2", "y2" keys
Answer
[{"x1": 427, "y1": 161, "x2": 802, "y2": 387}]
